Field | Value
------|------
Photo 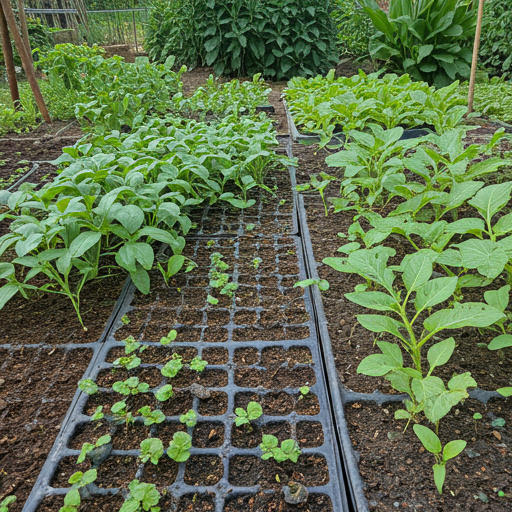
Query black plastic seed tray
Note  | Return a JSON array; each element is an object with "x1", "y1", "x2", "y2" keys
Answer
[{"x1": 22, "y1": 153, "x2": 350, "y2": 512}]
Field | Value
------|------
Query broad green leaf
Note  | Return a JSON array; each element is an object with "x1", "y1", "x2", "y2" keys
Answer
[
  {"x1": 115, "y1": 205, "x2": 144, "y2": 234},
  {"x1": 413, "y1": 424, "x2": 441, "y2": 454},
  {"x1": 166, "y1": 255, "x2": 185, "y2": 277},
  {"x1": 443, "y1": 440, "x2": 466, "y2": 461},
  {"x1": 484, "y1": 285, "x2": 510, "y2": 312},
  {"x1": 130, "y1": 263, "x2": 150, "y2": 295},
  {"x1": 357, "y1": 314, "x2": 406, "y2": 340},
  {"x1": 0, "y1": 284, "x2": 19, "y2": 309},
  {"x1": 444, "y1": 218, "x2": 485, "y2": 235},
  {"x1": 15, "y1": 233, "x2": 43, "y2": 257},
  {"x1": 403, "y1": 250, "x2": 437, "y2": 292},
  {"x1": 345, "y1": 291, "x2": 398, "y2": 311},
  {"x1": 69, "y1": 231, "x2": 101, "y2": 259},
  {"x1": 415, "y1": 277, "x2": 458, "y2": 311},
  {"x1": 433, "y1": 464, "x2": 446, "y2": 494},
  {"x1": 468, "y1": 182, "x2": 512, "y2": 224},
  {"x1": 448, "y1": 372, "x2": 477, "y2": 391},
  {"x1": 427, "y1": 338, "x2": 455, "y2": 372},
  {"x1": 497, "y1": 387, "x2": 512, "y2": 397},
  {"x1": 455, "y1": 239, "x2": 508, "y2": 279},
  {"x1": 377, "y1": 341, "x2": 403, "y2": 367},
  {"x1": 488, "y1": 334, "x2": 512, "y2": 350},
  {"x1": 357, "y1": 354, "x2": 399, "y2": 376}
]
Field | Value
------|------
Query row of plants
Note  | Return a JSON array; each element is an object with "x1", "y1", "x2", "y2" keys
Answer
[
  {"x1": 284, "y1": 70, "x2": 467, "y2": 147},
  {"x1": 294, "y1": 80, "x2": 512, "y2": 494}
]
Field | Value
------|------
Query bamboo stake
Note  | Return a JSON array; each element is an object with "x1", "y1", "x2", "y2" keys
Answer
[
  {"x1": 468, "y1": 0, "x2": 485, "y2": 113},
  {"x1": 17, "y1": 0, "x2": 32, "y2": 63},
  {"x1": 0, "y1": 1, "x2": 20, "y2": 108},
  {"x1": 0, "y1": 0, "x2": 51, "y2": 123}
]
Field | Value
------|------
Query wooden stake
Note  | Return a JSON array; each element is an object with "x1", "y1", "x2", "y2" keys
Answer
[
  {"x1": 0, "y1": 2, "x2": 20, "y2": 108},
  {"x1": 0, "y1": 0, "x2": 51, "y2": 123},
  {"x1": 17, "y1": 0, "x2": 32, "y2": 63},
  {"x1": 468, "y1": 0, "x2": 486, "y2": 113}
]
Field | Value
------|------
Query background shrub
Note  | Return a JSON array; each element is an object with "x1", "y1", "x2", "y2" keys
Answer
[
  {"x1": 145, "y1": 0, "x2": 338, "y2": 80},
  {"x1": 480, "y1": 0, "x2": 512, "y2": 79}
]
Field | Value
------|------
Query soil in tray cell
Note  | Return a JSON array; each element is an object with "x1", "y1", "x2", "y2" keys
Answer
[
  {"x1": 0, "y1": 347, "x2": 92, "y2": 512},
  {"x1": 184, "y1": 455, "x2": 224, "y2": 486},
  {"x1": 159, "y1": 492, "x2": 216, "y2": 511},
  {"x1": 224, "y1": 492, "x2": 333, "y2": 512},
  {"x1": 68, "y1": 422, "x2": 151, "y2": 451},
  {"x1": 193, "y1": 421, "x2": 225, "y2": 448},
  {"x1": 36, "y1": 494, "x2": 125, "y2": 511},
  {"x1": 347, "y1": 398, "x2": 512, "y2": 511},
  {"x1": 232, "y1": 421, "x2": 292, "y2": 449},
  {"x1": 234, "y1": 365, "x2": 316, "y2": 389},
  {"x1": 0, "y1": 271, "x2": 126, "y2": 345},
  {"x1": 228, "y1": 454, "x2": 330, "y2": 488},
  {"x1": 198, "y1": 391, "x2": 228, "y2": 416}
]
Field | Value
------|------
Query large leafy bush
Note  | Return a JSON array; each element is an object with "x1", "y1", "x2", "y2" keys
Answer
[
  {"x1": 360, "y1": 0, "x2": 476, "y2": 87},
  {"x1": 480, "y1": 0, "x2": 512, "y2": 79},
  {"x1": 145, "y1": 0, "x2": 338, "y2": 80}
]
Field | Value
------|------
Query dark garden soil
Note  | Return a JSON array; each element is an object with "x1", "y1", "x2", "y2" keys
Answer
[
  {"x1": 0, "y1": 347, "x2": 93, "y2": 512},
  {"x1": 291, "y1": 125, "x2": 512, "y2": 510}
]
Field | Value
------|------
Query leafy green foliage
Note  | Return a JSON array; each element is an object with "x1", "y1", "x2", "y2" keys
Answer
[
  {"x1": 480, "y1": 0, "x2": 512, "y2": 79},
  {"x1": 59, "y1": 469, "x2": 97, "y2": 512},
  {"x1": 360, "y1": 0, "x2": 476, "y2": 87},
  {"x1": 180, "y1": 409, "x2": 198, "y2": 427},
  {"x1": 259, "y1": 435, "x2": 301, "y2": 463},
  {"x1": 189, "y1": 356, "x2": 208, "y2": 372},
  {"x1": 119, "y1": 479, "x2": 161, "y2": 512},
  {"x1": 167, "y1": 431, "x2": 192, "y2": 462},
  {"x1": 138, "y1": 406, "x2": 166, "y2": 426},
  {"x1": 113, "y1": 377, "x2": 150, "y2": 396},
  {"x1": 78, "y1": 434, "x2": 111, "y2": 464},
  {"x1": 146, "y1": 0, "x2": 337, "y2": 79},
  {"x1": 0, "y1": 496, "x2": 16, "y2": 512},
  {"x1": 155, "y1": 384, "x2": 174, "y2": 402},
  {"x1": 160, "y1": 330, "x2": 177, "y2": 345},
  {"x1": 413, "y1": 424, "x2": 466, "y2": 494},
  {"x1": 234, "y1": 401, "x2": 263, "y2": 427},
  {"x1": 79, "y1": 379, "x2": 99, "y2": 395},
  {"x1": 140, "y1": 438, "x2": 164, "y2": 465}
]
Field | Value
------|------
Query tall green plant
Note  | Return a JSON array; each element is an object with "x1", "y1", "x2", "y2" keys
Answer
[{"x1": 360, "y1": 0, "x2": 476, "y2": 87}]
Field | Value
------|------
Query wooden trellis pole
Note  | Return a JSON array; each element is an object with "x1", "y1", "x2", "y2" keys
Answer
[
  {"x1": 0, "y1": 1, "x2": 20, "y2": 108},
  {"x1": 0, "y1": 0, "x2": 51, "y2": 123},
  {"x1": 468, "y1": 0, "x2": 486, "y2": 113},
  {"x1": 17, "y1": 0, "x2": 32, "y2": 63}
]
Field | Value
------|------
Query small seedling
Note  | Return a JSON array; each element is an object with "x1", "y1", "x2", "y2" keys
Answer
[
  {"x1": 180, "y1": 409, "x2": 198, "y2": 427},
  {"x1": 246, "y1": 223, "x2": 255, "y2": 231},
  {"x1": 252, "y1": 257, "x2": 262, "y2": 269},
  {"x1": 299, "y1": 385, "x2": 310, "y2": 399},
  {"x1": 158, "y1": 254, "x2": 192, "y2": 287},
  {"x1": 79, "y1": 379, "x2": 98, "y2": 395},
  {"x1": 91, "y1": 406, "x2": 104, "y2": 422},
  {"x1": 113, "y1": 377, "x2": 150, "y2": 396},
  {"x1": 119, "y1": 479, "x2": 161, "y2": 512},
  {"x1": 491, "y1": 417, "x2": 506, "y2": 428},
  {"x1": 294, "y1": 278, "x2": 329, "y2": 291},
  {"x1": 207, "y1": 240, "x2": 216, "y2": 247},
  {"x1": 235, "y1": 401, "x2": 263, "y2": 430},
  {"x1": 138, "y1": 406, "x2": 166, "y2": 426},
  {"x1": 140, "y1": 438, "x2": 164, "y2": 465},
  {"x1": 259, "y1": 435, "x2": 301, "y2": 463},
  {"x1": 473, "y1": 412, "x2": 482, "y2": 433},
  {"x1": 0, "y1": 496, "x2": 16, "y2": 512},
  {"x1": 123, "y1": 335, "x2": 146, "y2": 354},
  {"x1": 207, "y1": 295, "x2": 219, "y2": 305},
  {"x1": 279, "y1": 199, "x2": 286, "y2": 205},
  {"x1": 160, "y1": 330, "x2": 177, "y2": 345},
  {"x1": 113, "y1": 354, "x2": 141, "y2": 370},
  {"x1": 78, "y1": 435, "x2": 111, "y2": 463},
  {"x1": 413, "y1": 424, "x2": 466, "y2": 494},
  {"x1": 168, "y1": 431, "x2": 192, "y2": 462},
  {"x1": 111, "y1": 400, "x2": 134, "y2": 427},
  {"x1": 189, "y1": 356, "x2": 208, "y2": 372},
  {"x1": 155, "y1": 384, "x2": 174, "y2": 402},
  {"x1": 161, "y1": 353, "x2": 183, "y2": 378},
  {"x1": 121, "y1": 315, "x2": 130, "y2": 325},
  {"x1": 59, "y1": 469, "x2": 97, "y2": 512}
]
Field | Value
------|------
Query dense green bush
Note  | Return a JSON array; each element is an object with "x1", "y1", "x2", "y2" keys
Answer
[
  {"x1": 145, "y1": 0, "x2": 338, "y2": 80},
  {"x1": 331, "y1": 0, "x2": 375, "y2": 58},
  {"x1": 480, "y1": 0, "x2": 512, "y2": 79},
  {"x1": 360, "y1": 0, "x2": 476, "y2": 87}
]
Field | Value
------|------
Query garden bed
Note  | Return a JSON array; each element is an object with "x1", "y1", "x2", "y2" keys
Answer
[{"x1": 290, "y1": 132, "x2": 512, "y2": 511}]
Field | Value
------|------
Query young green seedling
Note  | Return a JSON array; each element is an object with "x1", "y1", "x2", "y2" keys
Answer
[
  {"x1": 473, "y1": 412, "x2": 482, "y2": 433},
  {"x1": 259, "y1": 435, "x2": 301, "y2": 463},
  {"x1": 121, "y1": 315, "x2": 130, "y2": 325},
  {"x1": 246, "y1": 223, "x2": 255, "y2": 232},
  {"x1": 160, "y1": 330, "x2": 177, "y2": 345},
  {"x1": 111, "y1": 400, "x2": 134, "y2": 427},
  {"x1": 138, "y1": 406, "x2": 165, "y2": 426},
  {"x1": 299, "y1": 385, "x2": 310, "y2": 399},
  {"x1": 113, "y1": 353, "x2": 141, "y2": 370},
  {"x1": 189, "y1": 356, "x2": 207, "y2": 372},
  {"x1": 158, "y1": 254, "x2": 193, "y2": 287},
  {"x1": 180, "y1": 409, "x2": 198, "y2": 427},
  {"x1": 78, "y1": 434, "x2": 111, "y2": 463},
  {"x1": 207, "y1": 295, "x2": 219, "y2": 305},
  {"x1": 59, "y1": 469, "x2": 97, "y2": 512},
  {"x1": 78, "y1": 379, "x2": 98, "y2": 395},
  {"x1": 161, "y1": 353, "x2": 183, "y2": 378},
  {"x1": 167, "y1": 431, "x2": 192, "y2": 462},
  {"x1": 0, "y1": 496, "x2": 16, "y2": 512},
  {"x1": 119, "y1": 479, "x2": 161, "y2": 512},
  {"x1": 252, "y1": 257, "x2": 262, "y2": 269},
  {"x1": 155, "y1": 384, "x2": 174, "y2": 402},
  {"x1": 140, "y1": 438, "x2": 164, "y2": 465},
  {"x1": 91, "y1": 406, "x2": 104, "y2": 422},
  {"x1": 413, "y1": 424, "x2": 466, "y2": 494},
  {"x1": 123, "y1": 335, "x2": 147, "y2": 355},
  {"x1": 234, "y1": 401, "x2": 263, "y2": 432},
  {"x1": 113, "y1": 377, "x2": 150, "y2": 396},
  {"x1": 294, "y1": 278, "x2": 329, "y2": 291}
]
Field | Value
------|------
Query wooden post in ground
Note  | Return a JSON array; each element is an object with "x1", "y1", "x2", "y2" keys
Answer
[
  {"x1": 0, "y1": 1, "x2": 20, "y2": 108},
  {"x1": 468, "y1": 0, "x2": 486, "y2": 113},
  {"x1": 17, "y1": 0, "x2": 32, "y2": 63},
  {"x1": 0, "y1": 0, "x2": 51, "y2": 123}
]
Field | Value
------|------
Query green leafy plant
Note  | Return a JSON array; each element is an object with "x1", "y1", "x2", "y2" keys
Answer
[
  {"x1": 111, "y1": 400, "x2": 134, "y2": 427},
  {"x1": 324, "y1": 247, "x2": 504, "y2": 425},
  {"x1": 160, "y1": 330, "x2": 177, "y2": 345},
  {"x1": 167, "y1": 431, "x2": 192, "y2": 462},
  {"x1": 360, "y1": 0, "x2": 476, "y2": 87},
  {"x1": 59, "y1": 469, "x2": 97, "y2": 512},
  {"x1": 299, "y1": 385, "x2": 310, "y2": 397},
  {"x1": 155, "y1": 384, "x2": 174, "y2": 402},
  {"x1": 294, "y1": 278, "x2": 329, "y2": 291},
  {"x1": 119, "y1": 479, "x2": 161, "y2": 512},
  {"x1": 91, "y1": 406, "x2": 104, "y2": 422},
  {"x1": 161, "y1": 353, "x2": 183, "y2": 378},
  {"x1": 234, "y1": 401, "x2": 263, "y2": 428},
  {"x1": 189, "y1": 356, "x2": 208, "y2": 372},
  {"x1": 113, "y1": 377, "x2": 150, "y2": 396},
  {"x1": 259, "y1": 435, "x2": 301, "y2": 463},
  {"x1": 140, "y1": 438, "x2": 164, "y2": 465},
  {"x1": 180, "y1": 409, "x2": 198, "y2": 427},
  {"x1": 79, "y1": 379, "x2": 99, "y2": 395},
  {"x1": 413, "y1": 424, "x2": 466, "y2": 494},
  {"x1": 0, "y1": 496, "x2": 16, "y2": 512},
  {"x1": 138, "y1": 406, "x2": 166, "y2": 426},
  {"x1": 78, "y1": 434, "x2": 111, "y2": 464},
  {"x1": 297, "y1": 172, "x2": 337, "y2": 216}
]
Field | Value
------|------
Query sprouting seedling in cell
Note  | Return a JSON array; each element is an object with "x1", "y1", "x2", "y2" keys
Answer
[
  {"x1": 113, "y1": 377, "x2": 150, "y2": 396},
  {"x1": 234, "y1": 401, "x2": 263, "y2": 432},
  {"x1": 119, "y1": 479, "x2": 161, "y2": 512},
  {"x1": 111, "y1": 400, "x2": 134, "y2": 428},
  {"x1": 180, "y1": 409, "x2": 198, "y2": 427},
  {"x1": 259, "y1": 435, "x2": 301, "y2": 463},
  {"x1": 167, "y1": 431, "x2": 192, "y2": 462},
  {"x1": 160, "y1": 329, "x2": 177, "y2": 345},
  {"x1": 140, "y1": 437, "x2": 164, "y2": 465},
  {"x1": 78, "y1": 435, "x2": 111, "y2": 464},
  {"x1": 59, "y1": 469, "x2": 97, "y2": 512},
  {"x1": 189, "y1": 356, "x2": 208, "y2": 372},
  {"x1": 138, "y1": 406, "x2": 166, "y2": 426},
  {"x1": 161, "y1": 353, "x2": 183, "y2": 378}
]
